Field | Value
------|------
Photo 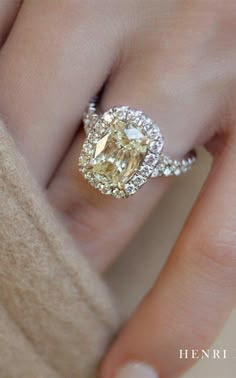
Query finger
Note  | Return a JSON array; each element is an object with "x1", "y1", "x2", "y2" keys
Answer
[
  {"x1": 49, "y1": 127, "x2": 171, "y2": 271},
  {"x1": 99, "y1": 135, "x2": 236, "y2": 378},
  {"x1": 0, "y1": 0, "x2": 21, "y2": 44},
  {"x1": 0, "y1": 0, "x2": 119, "y2": 184},
  {"x1": 48, "y1": 47, "x2": 221, "y2": 271}
]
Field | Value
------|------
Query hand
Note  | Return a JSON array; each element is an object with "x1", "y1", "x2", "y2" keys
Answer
[{"x1": 0, "y1": 1, "x2": 236, "y2": 378}]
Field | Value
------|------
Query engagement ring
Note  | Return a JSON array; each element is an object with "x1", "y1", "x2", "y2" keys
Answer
[{"x1": 78, "y1": 101, "x2": 196, "y2": 198}]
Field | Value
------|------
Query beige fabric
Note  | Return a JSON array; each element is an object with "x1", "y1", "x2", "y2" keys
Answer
[{"x1": 0, "y1": 122, "x2": 119, "y2": 378}]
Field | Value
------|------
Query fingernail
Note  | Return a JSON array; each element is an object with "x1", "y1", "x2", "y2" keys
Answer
[{"x1": 114, "y1": 362, "x2": 159, "y2": 378}]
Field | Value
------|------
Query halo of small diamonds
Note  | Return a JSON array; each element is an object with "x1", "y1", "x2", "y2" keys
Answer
[
  {"x1": 79, "y1": 102, "x2": 197, "y2": 199},
  {"x1": 79, "y1": 106, "x2": 164, "y2": 198}
]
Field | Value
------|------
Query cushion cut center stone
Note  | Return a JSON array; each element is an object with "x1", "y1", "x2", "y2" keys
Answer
[{"x1": 90, "y1": 120, "x2": 149, "y2": 188}]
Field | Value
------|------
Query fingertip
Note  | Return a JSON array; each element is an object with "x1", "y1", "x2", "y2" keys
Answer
[{"x1": 113, "y1": 362, "x2": 159, "y2": 378}]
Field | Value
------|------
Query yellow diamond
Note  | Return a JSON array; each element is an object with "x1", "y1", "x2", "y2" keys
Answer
[{"x1": 87, "y1": 120, "x2": 149, "y2": 189}]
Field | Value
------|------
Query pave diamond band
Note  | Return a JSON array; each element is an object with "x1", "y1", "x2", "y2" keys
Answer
[
  {"x1": 151, "y1": 151, "x2": 196, "y2": 178},
  {"x1": 78, "y1": 101, "x2": 197, "y2": 198}
]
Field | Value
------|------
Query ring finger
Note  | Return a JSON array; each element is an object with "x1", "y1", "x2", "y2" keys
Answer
[{"x1": 48, "y1": 42, "x2": 221, "y2": 271}]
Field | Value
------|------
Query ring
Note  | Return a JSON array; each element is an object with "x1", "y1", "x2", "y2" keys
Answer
[{"x1": 78, "y1": 100, "x2": 197, "y2": 198}]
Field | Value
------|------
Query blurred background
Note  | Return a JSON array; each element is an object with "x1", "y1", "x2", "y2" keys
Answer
[{"x1": 105, "y1": 149, "x2": 236, "y2": 378}]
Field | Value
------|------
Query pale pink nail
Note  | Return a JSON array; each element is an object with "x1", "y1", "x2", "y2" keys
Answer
[{"x1": 114, "y1": 362, "x2": 159, "y2": 378}]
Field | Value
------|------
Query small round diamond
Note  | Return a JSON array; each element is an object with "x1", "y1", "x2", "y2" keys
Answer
[
  {"x1": 174, "y1": 167, "x2": 181, "y2": 176},
  {"x1": 127, "y1": 109, "x2": 136, "y2": 121},
  {"x1": 163, "y1": 167, "x2": 172, "y2": 176},
  {"x1": 84, "y1": 172, "x2": 92, "y2": 180},
  {"x1": 150, "y1": 140, "x2": 163, "y2": 154},
  {"x1": 94, "y1": 119, "x2": 105, "y2": 129},
  {"x1": 132, "y1": 175, "x2": 145, "y2": 187},
  {"x1": 116, "y1": 108, "x2": 127, "y2": 120},
  {"x1": 103, "y1": 112, "x2": 114, "y2": 123},
  {"x1": 113, "y1": 188, "x2": 126, "y2": 198},
  {"x1": 83, "y1": 142, "x2": 93, "y2": 153},
  {"x1": 152, "y1": 167, "x2": 160, "y2": 176},
  {"x1": 78, "y1": 154, "x2": 88, "y2": 166},
  {"x1": 125, "y1": 183, "x2": 136, "y2": 196},
  {"x1": 147, "y1": 126, "x2": 161, "y2": 140},
  {"x1": 137, "y1": 115, "x2": 146, "y2": 126},
  {"x1": 144, "y1": 153, "x2": 157, "y2": 167},
  {"x1": 102, "y1": 187, "x2": 113, "y2": 195},
  {"x1": 140, "y1": 165, "x2": 153, "y2": 177},
  {"x1": 181, "y1": 165, "x2": 188, "y2": 173}
]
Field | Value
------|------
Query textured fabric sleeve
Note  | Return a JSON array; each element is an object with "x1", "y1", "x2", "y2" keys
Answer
[{"x1": 0, "y1": 122, "x2": 119, "y2": 378}]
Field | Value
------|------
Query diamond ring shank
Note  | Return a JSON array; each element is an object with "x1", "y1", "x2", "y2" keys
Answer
[{"x1": 78, "y1": 101, "x2": 196, "y2": 198}]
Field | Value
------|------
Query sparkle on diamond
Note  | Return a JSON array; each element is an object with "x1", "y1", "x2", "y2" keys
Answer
[{"x1": 87, "y1": 119, "x2": 150, "y2": 189}]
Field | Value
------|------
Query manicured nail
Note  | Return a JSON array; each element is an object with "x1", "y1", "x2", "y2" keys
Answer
[{"x1": 114, "y1": 362, "x2": 159, "y2": 378}]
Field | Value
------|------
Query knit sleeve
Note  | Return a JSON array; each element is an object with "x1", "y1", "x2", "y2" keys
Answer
[{"x1": 0, "y1": 121, "x2": 119, "y2": 378}]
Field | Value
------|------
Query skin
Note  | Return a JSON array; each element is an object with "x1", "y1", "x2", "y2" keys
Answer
[{"x1": 0, "y1": 1, "x2": 236, "y2": 377}]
